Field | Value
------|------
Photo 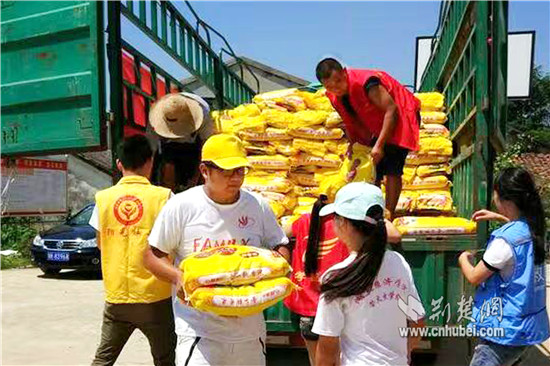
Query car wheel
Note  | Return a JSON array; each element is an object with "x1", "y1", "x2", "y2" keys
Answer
[{"x1": 41, "y1": 267, "x2": 61, "y2": 275}]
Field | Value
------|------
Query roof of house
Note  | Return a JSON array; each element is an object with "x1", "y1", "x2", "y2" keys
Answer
[
  {"x1": 514, "y1": 153, "x2": 550, "y2": 186},
  {"x1": 181, "y1": 56, "x2": 310, "y2": 87}
]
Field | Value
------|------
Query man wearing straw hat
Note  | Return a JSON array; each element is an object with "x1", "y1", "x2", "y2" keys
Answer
[{"x1": 148, "y1": 92, "x2": 214, "y2": 193}]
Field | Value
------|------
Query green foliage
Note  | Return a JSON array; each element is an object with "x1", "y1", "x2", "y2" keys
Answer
[
  {"x1": 494, "y1": 133, "x2": 533, "y2": 173},
  {"x1": 507, "y1": 66, "x2": 550, "y2": 152},
  {"x1": 1, "y1": 253, "x2": 32, "y2": 270},
  {"x1": 1, "y1": 217, "x2": 38, "y2": 269}
]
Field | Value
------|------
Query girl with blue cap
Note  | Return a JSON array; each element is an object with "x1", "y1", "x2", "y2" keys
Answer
[
  {"x1": 459, "y1": 167, "x2": 549, "y2": 366},
  {"x1": 312, "y1": 182, "x2": 425, "y2": 366}
]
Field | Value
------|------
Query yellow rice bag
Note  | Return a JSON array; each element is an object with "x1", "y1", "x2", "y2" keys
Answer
[
  {"x1": 419, "y1": 137, "x2": 453, "y2": 156},
  {"x1": 415, "y1": 190, "x2": 453, "y2": 212},
  {"x1": 256, "y1": 101, "x2": 289, "y2": 112},
  {"x1": 293, "y1": 205, "x2": 314, "y2": 216},
  {"x1": 420, "y1": 111, "x2": 448, "y2": 124},
  {"x1": 406, "y1": 153, "x2": 451, "y2": 166},
  {"x1": 404, "y1": 175, "x2": 451, "y2": 190},
  {"x1": 294, "y1": 185, "x2": 321, "y2": 197},
  {"x1": 243, "y1": 141, "x2": 277, "y2": 155},
  {"x1": 293, "y1": 138, "x2": 327, "y2": 157},
  {"x1": 314, "y1": 171, "x2": 341, "y2": 185},
  {"x1": 258, "y1": 191, "x2": 297, "y2": 211},
  {"x1": 247, "y1": 155, "x2": 290, "y2": 170},
  {"x1": 324, "y1": 139, "x2": 349, "y2": 155},
  {"x1": 281, "y1": 215, "x2": 302, "y2": 234},
  {"x1": 243, "y1": 177, "x2": 294, "y2": 193},
  {"x1": 253, "y1": 88, "x2": 298, "y2": 103},
  {"x1": 216, "y1": 115, "x2": 236, "y2": 134},
  {"x1": 228, "y1": 104, "x2": 261, "y2": 118},
  {"x1": 396, "y1": 191, "x2": 417, "y2": 214},
  {"x1": 268, "y1": 200, "x2": 286, "y2": 218},
  {"x1": 318, "y1": 172, "x2": 347, "y2": 202},
  {"x1": 416, "y1": 163, "x2": 452, "y2": 178},
  {"x1": 403, "y1": 166, "x2": 417, "y2": 185},
  {"x1": 261, "y1": 109, "x2": 297, "y2": 129},
  {"x1": 300, "y1": 166, "x2": 339, "y2": 174},
  {"x1": 289, "y1": 171, "x2": 319, "y2": 187},
  {"x1": 289, "y1": 126, "x2": 344, "y2": 140},
  {"x1": 181, "y1": 245, "x2": 291, "y2": 294},
  {"x1": 415, "y1": 92, "x2": 445, "y2": 111},
  {"x1": 212, "y1": 110, "x2": 231, "y2": 133},
  {"x1": 297, "y1": 90, "x2": 334, "y2": 111},
  {"x1": 277, "y1": 95, "x2": 307, "y2": 112},
  {"x1": 325, "y1": 112, "x2": 343, "y2": 128},
  {"x1": 291, "y1": 153, "x2": 342, "y2": 169},
  {"x1": 230, "y1": 116, "x2": 267, "y2": 134},
  {"x1": 297, "y1": 196, "x2": 318, "y2": 207},
  {"x1": 393, "y1": 216, "x2": 476, "y2": 235},
  {"x1": 341, "y1": 143, "x2": 376, "y2": 183},
  {"x1": 420, "y1": 124, "x2": 450, "y2": 138},
  {"x1": 188, "y1": 277, "x2": 296, "y2": 317},
  {"x1": 246, "y1": 170, "x2": 287, "y2": 179},
  {"x1": 239, "y1": 128, "x2": 291, "y2": 142},
  {"x1": 292, "y1": 110, "x2": 329, "y2": 128},
  {"x1": 271, "y1": 140, "x2": 298, "y2": 156}
]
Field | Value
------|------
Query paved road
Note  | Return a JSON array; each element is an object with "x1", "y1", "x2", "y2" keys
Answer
[{"x1": 2, "y1": 268, "x2": 550, "y2": 365}]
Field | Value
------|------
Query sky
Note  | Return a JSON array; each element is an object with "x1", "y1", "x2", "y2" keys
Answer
[{"x1": 123, "y1": 1, "x2": 550, "y2": 88}]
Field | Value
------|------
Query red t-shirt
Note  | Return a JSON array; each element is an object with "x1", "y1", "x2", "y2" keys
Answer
[{"x1": 284, "y1": 214, "x2": 349, "y2": 317}]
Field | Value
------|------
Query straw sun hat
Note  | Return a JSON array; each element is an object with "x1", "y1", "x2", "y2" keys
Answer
[{"x1": 149, "y1": 93, "x2": 204, "y2": 138}]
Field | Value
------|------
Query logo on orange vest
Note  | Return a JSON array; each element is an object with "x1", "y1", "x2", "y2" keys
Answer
[{"x1": 113, "y1": 195, "x2": 144, "y2": 226}]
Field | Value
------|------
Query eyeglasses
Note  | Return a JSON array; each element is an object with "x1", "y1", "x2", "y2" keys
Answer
[{"x1": 204, "y1": 162, "x2": 249, "y2": 177}]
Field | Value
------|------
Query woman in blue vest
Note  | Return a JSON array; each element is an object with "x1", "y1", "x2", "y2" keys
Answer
[{"x1": 459, "y1": 167, "x2": 549, "y2": 366}]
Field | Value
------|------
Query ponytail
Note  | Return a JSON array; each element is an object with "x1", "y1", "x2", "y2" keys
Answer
[
  {"x1": 304, "y1": 194, "x2": 328, "y2": 277},
  {"x1": 321, "y1": 205, "x2": 388, "y2": 302},
  {"x1": 494, "y1": 167, "x2": 547, "y2": 264}
]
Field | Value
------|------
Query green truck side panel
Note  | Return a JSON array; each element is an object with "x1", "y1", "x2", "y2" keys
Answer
[
  {"x1": 120, "y1": 1, "x2": 255, "y2": 108},
  {"x1": 1, "y1": 1, "x2": 105, "y2": 156}
]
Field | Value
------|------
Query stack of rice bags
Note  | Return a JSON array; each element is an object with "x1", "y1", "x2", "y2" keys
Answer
[
  {"x1": 393, "y1": 92, "x2": 475, "y2": 235},
  {"x1": 212, "y1": 88, "x2": 374, "y2": 227},
  {"x1": 180, "y1": 245, "x2": 296, "y2": 316}
]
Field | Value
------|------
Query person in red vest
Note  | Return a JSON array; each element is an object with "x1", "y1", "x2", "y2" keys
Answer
[{"x1": 316, "y1": 58, "x2": 420, "y2": 219}]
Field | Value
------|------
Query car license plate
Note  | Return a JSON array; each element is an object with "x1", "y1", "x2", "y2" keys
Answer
[{"x1": 47, "y1": 251, "x2": 70, "y2": 262}]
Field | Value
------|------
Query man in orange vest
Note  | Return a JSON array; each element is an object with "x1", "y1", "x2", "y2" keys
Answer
[
  {"x1": 316, "y1": 58, "x2": 420, "y2": 219},
  {"x1": 90, "y1": 135, "x2": 176, "y2": 366}
]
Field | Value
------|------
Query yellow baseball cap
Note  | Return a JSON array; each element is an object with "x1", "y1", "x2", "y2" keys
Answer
[{"x1": 201, "y1": 134, "x2": 250, "y2": 170}]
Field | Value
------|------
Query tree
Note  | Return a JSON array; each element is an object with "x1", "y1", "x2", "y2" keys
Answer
[{"x1": 507, "y1": 66, "x2": 550, "y2": 151}]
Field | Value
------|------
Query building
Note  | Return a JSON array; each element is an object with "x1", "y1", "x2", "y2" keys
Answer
[{"x1": 183, "y1": 56, "x2": 311, "y2": 100}]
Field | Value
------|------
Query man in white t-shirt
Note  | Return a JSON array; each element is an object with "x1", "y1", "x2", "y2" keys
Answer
[{"x1": 144, "y1": 134, "x2": 290, "y2": 366}]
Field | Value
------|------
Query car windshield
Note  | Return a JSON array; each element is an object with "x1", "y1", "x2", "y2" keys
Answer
[{"x1": 67, "y1": 206, "x2": 94, "y2": 226}]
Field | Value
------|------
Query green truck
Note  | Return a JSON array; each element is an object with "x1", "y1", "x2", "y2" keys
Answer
[{"x1": 1, "y1": 0, "x2": 509, "y2": 348}]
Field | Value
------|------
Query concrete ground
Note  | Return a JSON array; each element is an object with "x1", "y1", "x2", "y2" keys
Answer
[{"x1": 2, "y1": 268, "x2": 550, "y2": 365}]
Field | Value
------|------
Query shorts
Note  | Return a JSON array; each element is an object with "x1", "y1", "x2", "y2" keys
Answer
[
  {"x1": 176, "y1": 335, "x2": 266, "y2": 366},
  {"x1": 299, "y1": 316, "x2": 319, "y2": 341},
  {"x1": 373, "y1": 143, "x2": 409, "y2": 181}
]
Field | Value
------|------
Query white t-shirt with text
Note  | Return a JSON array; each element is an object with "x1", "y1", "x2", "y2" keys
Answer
[
  {"x1": 312, "y1": 250, "x2": 425, "y2": 366},
  {"x1": 148, "y1": 186, "x2": 288, "y2": 343}
]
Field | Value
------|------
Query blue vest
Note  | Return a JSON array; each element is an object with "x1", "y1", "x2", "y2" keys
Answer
[{"x1": 470, "y1": 220, "x2": 549, "y2": 345}]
